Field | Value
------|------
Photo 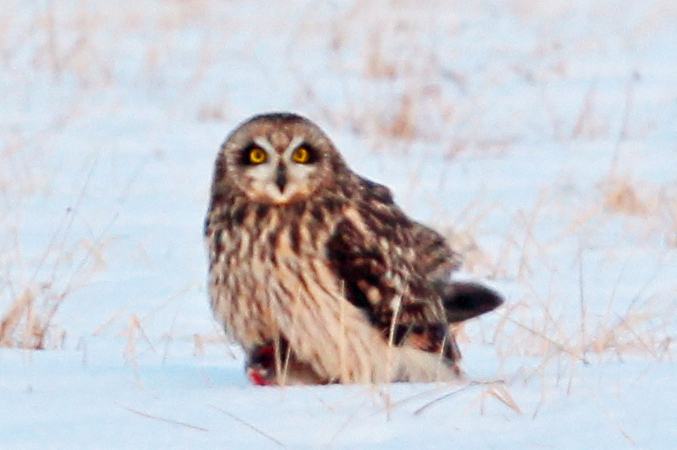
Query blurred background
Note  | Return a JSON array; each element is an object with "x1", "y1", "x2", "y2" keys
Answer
[{"x1": 1, "y1": 2, "x2": 676, "y2": 447}]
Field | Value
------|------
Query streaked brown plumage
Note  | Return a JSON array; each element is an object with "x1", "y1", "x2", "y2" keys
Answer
[{"x1": 204, "y1": 112, "x2": 502, "y2": 385}]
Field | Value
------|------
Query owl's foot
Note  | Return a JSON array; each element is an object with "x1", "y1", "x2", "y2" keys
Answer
[
  {"x1": 247, "y1": 367, "x2": 274, "y2": 386},
  {"x1": 246, "y1": 344, "x2": 278, "y2": 386},
  {"x1": 246, "y1": 340, "x2": 329, "y2": 385}
]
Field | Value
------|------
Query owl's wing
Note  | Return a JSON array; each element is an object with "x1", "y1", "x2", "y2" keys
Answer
[
  {"x1": 326, "y1": 216, "x2": 445, "y2": 326},
  {"x1": 326, "y1": 215, "x2": 458, "y2": 360},
  {"x1": 326, "y1": 178, "x2": 461, "y2": 356},
  {"x1": 355, "y1": 176, "x2": 460, "y2": 281},
  {"x1": 326, "y1": 176, "x2": 501, "y2": 359}
]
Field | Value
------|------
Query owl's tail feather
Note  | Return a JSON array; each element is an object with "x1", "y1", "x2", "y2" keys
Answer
[{"x1": 437, "y1": 281, "x2": 503, "y2": 324}]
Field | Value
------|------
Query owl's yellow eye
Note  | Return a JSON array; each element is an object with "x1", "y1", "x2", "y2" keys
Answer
[
  {"x1": 292, "y1": 147, "x2": 310, "y2": 163},
  {"x1": 248, "y1": 147, "x2": 267, "y2": 164}
]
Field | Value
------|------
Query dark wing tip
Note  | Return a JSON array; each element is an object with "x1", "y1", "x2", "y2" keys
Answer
[{"x1": 440, "y1": 281, "x2": 504, "y2": 324}]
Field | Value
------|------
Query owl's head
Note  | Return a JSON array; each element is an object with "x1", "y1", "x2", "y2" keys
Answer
[{"x1": 213, "y1": 113, "x2": 345, "y2": 205}]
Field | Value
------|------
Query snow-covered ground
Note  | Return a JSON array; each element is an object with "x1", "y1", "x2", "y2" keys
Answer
[{"x1": 1, "y1": 1, "x2": 676, "y2": 448}]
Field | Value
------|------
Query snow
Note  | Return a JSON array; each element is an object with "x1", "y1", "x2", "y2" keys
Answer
[{"x1": 1, "y1": 0, "x2": 676, "y2": 448}]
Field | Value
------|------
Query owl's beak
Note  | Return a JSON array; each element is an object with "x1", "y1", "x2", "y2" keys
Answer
[{"x1": 275, "y1": 164, "x2": 287, "y2": 193}]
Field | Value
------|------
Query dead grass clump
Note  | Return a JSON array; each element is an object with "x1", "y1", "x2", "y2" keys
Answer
[
  {"x1": 0, "y1": 235, "x2": 103, "y2": 350},
  {"x1": 365, "y1": 28, "x2": 397, "y2": 79},
  {"x1": 601, "y1": 177, "x2": 649, "y2": 216},
  {"x1": 598, "y1": 176, "x2": 677, "y2": 246},
  {"x1": 494, "y1": 292, "x2": 675, "y2": 371},
  {"x1": 586, "y1": 308, "x2": 674, "y2": 360},
  {"x1": 481, "y1": 177, "x2": 676, "y2": 375},
  {"x1": 0, "y1": 290, "x2": 52, "y2": 349},
  {"x1": 384, "y1": 94, "x2": 416, "y2": 140},
  {"x1": 1, "y1": 148, "x2": 107, "y2": 350}
]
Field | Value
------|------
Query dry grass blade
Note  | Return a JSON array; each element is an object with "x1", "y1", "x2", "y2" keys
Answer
[
  {"x1": 121, "y1": 404, "x2": 209, "y2": 432},
  {"x1": 485, "y1": 383, "x2": 522, "y2": 414},
  {"x1": 208, "y1": 403, "x2": 285, "y2": 448},
  {"x1": 119, "y1": 315, "x2": 157, "y2": 367},
  {"x1": 369, "y1": 384, "x2": 448, "y2": 418},
  {"x1": 578, "y1": 246, "x2": 587, "y2": 361},
  {"x1": 503, "y1": 315, "x2": 590, "y2": 364},
  {"x1": 325, "y1": 397, "x2": 369, "y2": 447},
  {"x1": 413, "y1": 382, "x2": 479, "y2": 416}
]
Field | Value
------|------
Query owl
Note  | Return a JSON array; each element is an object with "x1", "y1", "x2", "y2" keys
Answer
[{"x1": 204, "y1": 112, "x2": 502, "y2": 385}]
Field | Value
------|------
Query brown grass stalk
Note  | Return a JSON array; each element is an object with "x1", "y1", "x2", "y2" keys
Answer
[{"x1": 121, "y1": 404, "x2": 209, "y2": 433}]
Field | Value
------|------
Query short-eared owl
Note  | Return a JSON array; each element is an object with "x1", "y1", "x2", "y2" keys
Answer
[{"x1": 205, "y1": 112, "x2": 502, "y2": 385}]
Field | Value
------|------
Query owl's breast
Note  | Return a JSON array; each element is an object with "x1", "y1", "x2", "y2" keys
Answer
[{"x1": 207, "y1": 208, "x2": 341, "y2": 349}]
